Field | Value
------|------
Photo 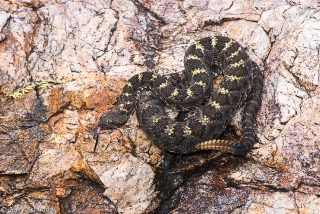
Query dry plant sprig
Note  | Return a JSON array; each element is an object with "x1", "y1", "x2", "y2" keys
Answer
[{"x1": 6, "y1": 80, "x2": 59, "y2": 99}]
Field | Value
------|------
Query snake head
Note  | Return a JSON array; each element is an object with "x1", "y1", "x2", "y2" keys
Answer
[
  {"x1": 98, "y1": 111, "x2": 128, "y2": 129},
  {"x1": 94, "y1": 111, "x2": 128, "y2": 152}
]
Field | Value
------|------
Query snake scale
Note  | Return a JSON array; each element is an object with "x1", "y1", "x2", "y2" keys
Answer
[{"x1": 96, "y1": 36, "x2": 263, "y2": 155}]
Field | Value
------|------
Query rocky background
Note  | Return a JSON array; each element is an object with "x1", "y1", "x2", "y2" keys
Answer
[{"x1": 0, "y1": 0, "x2": 319, "y2": 213}]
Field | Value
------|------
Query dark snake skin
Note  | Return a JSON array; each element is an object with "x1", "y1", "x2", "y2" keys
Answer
[{"x1": 97, "y1": 36, "x2": 263, "y2": 155}]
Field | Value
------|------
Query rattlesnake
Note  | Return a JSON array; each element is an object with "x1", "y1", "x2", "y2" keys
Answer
[{"x1": 96, "y1": 36, "x2": 263, "y2": 155}]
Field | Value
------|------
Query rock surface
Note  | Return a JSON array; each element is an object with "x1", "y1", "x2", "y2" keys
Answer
[{"x1": 0, "y1": 0, "x2": 319, "y2": 213}]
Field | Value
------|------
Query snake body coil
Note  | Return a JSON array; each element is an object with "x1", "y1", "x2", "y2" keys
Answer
[{"x1": 97, "y1": 36, "x2": 263, "y2": 155}]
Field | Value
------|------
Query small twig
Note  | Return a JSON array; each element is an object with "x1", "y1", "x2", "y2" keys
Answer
[{"x1": 6, "y1": 80, "x2": 58, "y2": 99}]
